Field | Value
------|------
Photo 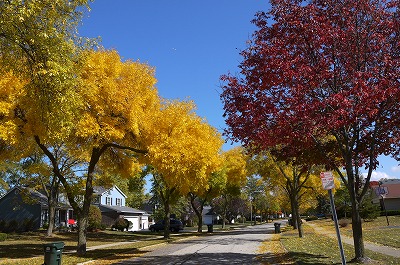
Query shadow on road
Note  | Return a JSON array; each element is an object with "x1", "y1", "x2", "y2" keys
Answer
[{"x1": 116, "y1": 252, "x2": 262, "y2": 264}]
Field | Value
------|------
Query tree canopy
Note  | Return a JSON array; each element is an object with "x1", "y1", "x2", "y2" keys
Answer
[
  {"x1": 145, "y1": 100, "x2": 223, "y2": 195},
  {"x1": 221, "y1": 0, "x2": 400, "y2": 261},
  {"x1": 0, "y1": 0, "x2": 90, "y2": 139}
]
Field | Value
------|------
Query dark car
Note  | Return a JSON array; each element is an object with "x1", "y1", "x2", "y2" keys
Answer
[{"x1": 149, "y1": 219, "x2": 184, "y2": 232}]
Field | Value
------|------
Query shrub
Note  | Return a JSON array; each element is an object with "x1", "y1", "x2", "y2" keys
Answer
[
  {"x1": 42, "y1": 223, "x2": 49, "y2": 230},
  {"x1": 112, "y1": 218, "x2": 129, "y2": 231},
  {"x1": 127, "y1": 220, "x2": 133, "y2": 230},
  {"x1": 305, "y1": 216, "x2": 318, "y2": 221},
  {"x1": 22, "y1": 218, "x2": 35, "y2": 232},
  {"x1": 237, "y1": 217, "x2": 246, "y2": 223},
  {"x1": 360, "y1": 201, "x2": 380, "y2": 221},
  {"x1": 338, "y1": 218, "x2": 351, "y2": 227},
  {"x1": 88, "y1": 205, "x2": 102, "y2": 232},
  {"x1": 0, "y1": 220, "x2": 6, "y2": 232},
  {"x1": 383, "y1": 210, "x2": 400, "y2": 216},
  {"x1": 6, "y1": 220, "x2": 18, "y2": 233},
  {"x1": 0, "y1": 233, "x2": 6, "y2": 241}
]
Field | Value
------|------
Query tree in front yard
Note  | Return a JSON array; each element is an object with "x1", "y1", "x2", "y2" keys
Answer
[
  {"x1": 221, "y1": 1, "x2": 400, "y2": 261},
  {"x1": 88, "y1": 205, "x2": 102, "y2": 232}
]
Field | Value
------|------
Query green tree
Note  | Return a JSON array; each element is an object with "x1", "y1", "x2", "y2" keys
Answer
[{"x1": 88, "y1": 205, "x2": 102, "y2": 231}]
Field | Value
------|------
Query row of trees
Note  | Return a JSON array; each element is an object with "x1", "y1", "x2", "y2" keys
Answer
[
  {"x1": 1, "y1": 0, "x2": 305, "y2": 257},
  {"x1": 221, "y1": 0, "x2": 400, "y2": 263},
  {"x1": 1, "y1": 1, "x2": 395, "y2": 263},
  {"x1": 0, "y1": 0, "x2": 227, "y2": 256}
]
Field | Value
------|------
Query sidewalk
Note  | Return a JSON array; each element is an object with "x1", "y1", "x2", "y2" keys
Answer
[{"x1": 306, "y1": 222, "x2": 400, "y2": 258}]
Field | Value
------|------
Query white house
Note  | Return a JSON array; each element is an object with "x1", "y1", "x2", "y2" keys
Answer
[{"x1": 92, "y1": 186, "x2": 150, "y2": 231}]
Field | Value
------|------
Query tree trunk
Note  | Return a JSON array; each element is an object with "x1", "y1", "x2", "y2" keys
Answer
[
  {"x1": 46, "y1": 182, "x2": 59, "y2": 237},
  {"x1": 163, "y1": 202, "x2": 171, "y2": 239},
  {"x1": 350, "y1": 195, "x2": 366, "y2": 262},
  {"x1": 290, "y1": 196, "x2": 298, "y2": 229},
  {"x1": 76, "y1": 169, "x2": 94, "y2": 256},
  {"x1": 197, "y1": 213, "x2": 203, "y2": 232},
  {"x1": 253, "y1": 204, "x2": 257, "y2": 225},
  {"x1": 294, "y1": 198, "x2": 303, "y2": 238},
  {"x1": 189, "y1": 196, "x2": 204, "y2": 233},
  {"x1": 222, "y1": 197, "x2": 228, "y2": 229},
  {"x1": 46, "y1": 205, "x2": 56, "y2": 237},
  {"x1": 77, "y1": 214, "x2": 88, "y2": 256}
]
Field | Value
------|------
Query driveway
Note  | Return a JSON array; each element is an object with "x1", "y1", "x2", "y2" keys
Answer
[{"x1": 115, "y1": 223, "x2": 277, "y2": 264}]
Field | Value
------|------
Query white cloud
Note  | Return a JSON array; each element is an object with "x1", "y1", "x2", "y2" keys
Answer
[
  {"x1": 371, "y1": 171, "x2": 390, "y2": 180},
  {"x1": 391, "y1": 165, "x2": 400, "y2": 173},
  {"x1": 363, "y1": 171, "x2": 398, "y2": 181},
  {"x1": 369, "y1": 171, "x2": 399, "y2": 181}
]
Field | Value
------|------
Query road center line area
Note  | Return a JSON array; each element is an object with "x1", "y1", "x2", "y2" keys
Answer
[{"x1": 115, "y1": 223, "x2": 277, "y2": 265}]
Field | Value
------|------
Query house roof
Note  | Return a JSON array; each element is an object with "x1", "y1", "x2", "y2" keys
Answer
[
  {"x1": 99, "y1": 204, "x2": 149, "y2": 215},
  {"x1": 93, "y1": 185, "x2": 127, "y2": 198},
  {"x1": 93, "y1": 186, "x2": 108, "y2": 195},
  {"x1": 202, "y1": 206, "x2": 216, "y2": 216},
  {"x1": 0, "y1": 186, "x2": 71, "y2": 208}
]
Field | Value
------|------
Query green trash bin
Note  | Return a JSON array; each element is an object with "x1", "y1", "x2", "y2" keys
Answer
[
  {"x1": 43, "y1": 242, "x2": 64, "y2": 265},
  {"x1": 274, "y1": 222, "x2": 281, "y2": 233}
]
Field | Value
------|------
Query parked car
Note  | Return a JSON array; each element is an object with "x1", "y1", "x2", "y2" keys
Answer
[{"x1": 149, "y1": 219, "x2": 183, "y2": 232}]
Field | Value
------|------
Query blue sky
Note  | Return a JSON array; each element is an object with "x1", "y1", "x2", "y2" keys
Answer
[{"x1": 78, "y1": 0, "x2": 400, "y2": 181}]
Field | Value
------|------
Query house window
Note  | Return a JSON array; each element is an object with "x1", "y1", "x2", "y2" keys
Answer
[
  {"x1": 116, "y1": 198, "x2": 122, "y2": 206},
  {"x1": 106, "y1": 197, "x2": 112, "y2": 205}
]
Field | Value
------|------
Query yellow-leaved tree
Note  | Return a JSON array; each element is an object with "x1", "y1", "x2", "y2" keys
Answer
[
  {"x1": 144, "y1": 100, "x2": 223, "y2": 238},
  {"x1": 62, "y1": 49, "x2": 159, "y2": 254},
  {"x1": 249, "y1": 151, "x2": 326, "y2": 238},
  {"x1": 188, "y1": 168, "x2": 226, "y2": 233},
  {"x1": 0, "y1": 49, "x2": 161, "y2": 255},
  {"x1": 0, "y1": 0, "x2": 90, "y2": 239},
  {"x1": 215, "y1": 146, "x2": 248, "y2": 229},
  {"x1": 0, "y1": 0, "x2": 89, "y2": 139}
]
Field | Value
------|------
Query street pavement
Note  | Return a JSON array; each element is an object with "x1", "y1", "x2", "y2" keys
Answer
[{"x1": 114, "y1": 222, "x2": 278, "y2": 265}]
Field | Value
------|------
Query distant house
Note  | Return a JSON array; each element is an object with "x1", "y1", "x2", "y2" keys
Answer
[
  {"x1": 92, "y1": 186, "x2": 150, "y2": 231},
  {"x1": 202, "y1": 206, "x2": 217, "y2": 225},
  {"x1": 371, "y1": 179, "x2": 400, "y2": 211},
  {"x1": 0, "y1": 187, "x2": 73, "y2": 231},
  {"x1": 0, "y1": 185, "x2": 149, "y2": 232}
]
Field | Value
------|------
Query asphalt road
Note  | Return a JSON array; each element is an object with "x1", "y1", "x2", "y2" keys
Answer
[{"x1": 115, "y1": 223, "x2": 276, "y2": 265}]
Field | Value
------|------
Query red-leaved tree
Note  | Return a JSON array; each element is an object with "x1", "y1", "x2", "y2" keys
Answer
[{"x1": 221, "y1": 0, "x2": 400, "y2": 262}]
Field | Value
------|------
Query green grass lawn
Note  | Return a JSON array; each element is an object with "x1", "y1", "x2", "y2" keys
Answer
[
  {"x1": 276, "y1": 216, "x2": 400, "y2": 265},
  {"x1": 0, "y1": 229, "x2": 187, "y2": 265},
  {"x1": 0, "y1": 224, "x2": 248, "y2": 265},
  {"x1": 1, "y1": 218, "x2": 398, "y2": 265},
  {"x1": 309, "y1": 215, "x2": 400, "y2": 248}
]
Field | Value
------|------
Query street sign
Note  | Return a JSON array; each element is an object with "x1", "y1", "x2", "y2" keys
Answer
[
  {"x1": 320, "y1": 171, "x2": 335, "y2": 190},
  {"x1": 375, "y1": 186, "x2": 388, "y2": 196},
  {"x1": 320, "y1": 171, "x2": 346, "y2": 264}
]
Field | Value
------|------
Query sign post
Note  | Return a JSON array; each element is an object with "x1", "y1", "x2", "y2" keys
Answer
[
  {"x1": 370, "y1": 181, "x2": 390, "y2": 226},
  {"x1": 320, "y1": 172, "x2": 346, "y2": 265}
]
